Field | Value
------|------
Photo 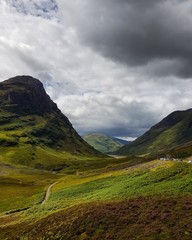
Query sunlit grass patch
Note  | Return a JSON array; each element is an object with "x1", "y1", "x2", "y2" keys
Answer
[{"x1": 20, "y1": 161, "x2": 192, "y2": 221}]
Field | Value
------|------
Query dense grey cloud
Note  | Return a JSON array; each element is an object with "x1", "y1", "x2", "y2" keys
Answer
[
  {"x1": 0, "y1": 0, "x2": 191, "y2": 139},
  {"x1": 60, "y1": 0, "x2": 192, "y2": 78}
]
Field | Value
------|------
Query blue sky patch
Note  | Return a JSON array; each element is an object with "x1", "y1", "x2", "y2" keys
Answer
[{"x1": 10, "y1": 0, "x2": 58, "y2": 19}]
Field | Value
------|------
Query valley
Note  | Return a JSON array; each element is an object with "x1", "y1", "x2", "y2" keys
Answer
[
  {"x1": 1, "y1": 0, "x2": 192, "y2": 238},
  {"x1": 0, "y1": 76, "x2": 191, "y2": 239}
]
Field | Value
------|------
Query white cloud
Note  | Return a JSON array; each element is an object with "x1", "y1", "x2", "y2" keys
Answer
[
  {"x1": 115, "y1": 137, "x2": 136, "y2": 142},
  {"x1": 0, "y1": 0, "x2": 191, "y2": 138}
]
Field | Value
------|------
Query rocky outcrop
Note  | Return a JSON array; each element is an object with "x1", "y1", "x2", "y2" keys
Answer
[{"x1": 0, "y1": 76, "x2": 57, "y2": 114}]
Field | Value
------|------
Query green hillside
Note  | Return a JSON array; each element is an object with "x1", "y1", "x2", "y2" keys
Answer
[
  {"x1": 0, "y1": 76, "x2": 103, "y2": 170},
  {"x1": 115, "y1": 109, "x2": 192, "y2": 157},
  {"x1": 0, "y1": 160, "x2": 192, "y2": 240},
  {"x1": 83, "y1": 133, "x2": 127, "y2": 153}
]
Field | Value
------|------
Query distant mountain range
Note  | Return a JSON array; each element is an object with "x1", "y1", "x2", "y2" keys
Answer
[
  {"x1": 111, "y1": 137, "x2": 130, "y2": 145},
  {"x1": 82, "y1": 133, "x2": 130, "y2": 154},
  {"x1": 115, "y1": 109, "x2": 192, "y2": 158},
  {"x1": 0, "y1": 76, "x2": 102, "y2": 170}
]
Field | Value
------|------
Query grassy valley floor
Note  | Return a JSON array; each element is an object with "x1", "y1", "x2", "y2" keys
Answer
[{"x1": 0, "y1": 159, "x2": 192, "y2": 239}]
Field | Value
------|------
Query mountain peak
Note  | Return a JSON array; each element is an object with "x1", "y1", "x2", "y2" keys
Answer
[
  {"x1": 4, "y1": 75, "x2": 42, "y2": 85},
  {"x1": 0, "y1": 75, "x2": 57, "y2": 114},
  {"x1": 152, "y1": 108, "x2": 192, "y2": 130}
]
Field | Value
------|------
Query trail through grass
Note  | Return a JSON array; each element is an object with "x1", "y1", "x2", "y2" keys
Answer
[
  {"x1": 17, "y1": 160, "x2": 192, "y2": 221},
  {"x1": 42, "y1": 181, "x2": 59, "y2": 204}
]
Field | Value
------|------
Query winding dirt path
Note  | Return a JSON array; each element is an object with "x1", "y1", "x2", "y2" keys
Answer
[
  {"x1": 42, "y1": 181, "x2": 59, "y2": 204},
  {"x1": 3, "y1": 181, "x2": 59, "y2": 215}
]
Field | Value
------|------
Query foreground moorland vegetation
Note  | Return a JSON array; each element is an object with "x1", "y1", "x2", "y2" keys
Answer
[{"x1": 0, "y1": 159, "x2": 192, "y2": 240}]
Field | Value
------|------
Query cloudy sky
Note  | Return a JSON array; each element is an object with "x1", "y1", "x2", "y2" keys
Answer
[{"x1": 0, "y1": 0, "x2": 191, "y2": 139}]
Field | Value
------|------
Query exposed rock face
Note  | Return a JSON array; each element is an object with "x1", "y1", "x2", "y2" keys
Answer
[{"x1": 0, "y1": 76, "x2": 57, "y2": 114}]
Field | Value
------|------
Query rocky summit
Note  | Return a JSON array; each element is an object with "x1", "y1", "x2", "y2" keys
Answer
[{"x1": 0, "y1": 76, "x2": 57, "y2": 114}]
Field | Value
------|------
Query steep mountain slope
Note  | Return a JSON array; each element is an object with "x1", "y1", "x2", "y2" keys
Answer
[
  {"x1": 115, "y1": 109, "x2": 192, "y2": 157},
  {"x1": 82, "y1": 133, "x2": 129, "y2": 153},
  {"x1": 0, "y1": 76, "x2": 102, "y2": 170}
]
